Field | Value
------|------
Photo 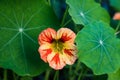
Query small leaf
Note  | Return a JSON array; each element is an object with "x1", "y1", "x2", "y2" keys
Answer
[
  {"x1": 0, "y1": 0, "x2": 60, "y2": 76},
  {"x1": 66, "y1": 0, "x2": 110, "y2": 25},
  {"x1": 110, "y1": 0, "x2": 120, "y2": 11},
  {"x1": 75, "y1": 21, "x2": 120, "y2": 75},
  {"x1": 108, "y1": 69, "x2": 120, "y2": 80}
]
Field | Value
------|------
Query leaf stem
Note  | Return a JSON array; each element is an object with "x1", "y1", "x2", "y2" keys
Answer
[
  {"x1": 81, "y1": 67, "x2": 89, "y2": 80},
  {"x1": 115, "y1": 30, "x2": 120, "y2": 35},
  {"x1": 3, "y1": 69, "x2": 7, "y2": 80},
  {"x1": 60, "y1": 6, "x2": 69, "y2": 27},
  {"x1": 62, "y1": 19, "x2": 72, "y2": 27},
  {"x1": 77, "y1": 69, "x2": 84, "y2": 80},
  {"x1": 53, "y1": 70, "x2": 59, "y2": 80},
  {"x1": 13, "y1": 72, "x2": 19, "y2": 80},
  {"x1": 69, "y1": 66, "x2": 74, "y2": 80},
  {"x1": 115, "y1": 21, "x2": 120, "y2": 32},
  {"x1": 45, "y1": 69, "x2": 51, "y2": 80},
  {"x1": 48, "y1": 0, "x2": 51, "y2": 6},
  {"x1": 76, "y1": 60, "x2": 81, "y2": 71},
  {"x1": 99, "y1": 0, "x2": 102, "y2": 3},
  {"x1": 71, "y1": 60, "x2": 81, "y2": 80}
]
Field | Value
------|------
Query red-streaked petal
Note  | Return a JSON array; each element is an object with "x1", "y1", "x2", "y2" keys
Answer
[
  {"x1": 38, "y1": 43, "x2": 52, "y2": 62},
  {"x1": 56, "y1": 28, "x2": 76, "y2": 43},
  {"x1": 62, "y1": 43, "x2": 77, "y2": 65},
  {"x1": 64, "y1": 49, "x2": 74, "y2": 56},
  {"x1": 113, "y1": 12, "x2": 120, "y2": 20},
  {"x1": 38, "y1": 28, "x2": 56, "y2": 45},
  {"x1": 47, "y1": 52, "x2": 66, "y2": 70},
  {"x1": 63, "y1": 50, "x2": 77, "y2": 65},
  {"x1": 51, "y1": 53, "x2": 60, "y2": 64}
]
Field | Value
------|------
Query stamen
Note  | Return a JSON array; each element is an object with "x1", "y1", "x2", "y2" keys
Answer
[{"x1": 52, "y1": 40, "x2": 63, "y2": 53}]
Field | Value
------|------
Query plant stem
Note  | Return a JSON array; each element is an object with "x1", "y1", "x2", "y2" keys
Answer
[
  {"x1": 99, "y1": 0, "x2": 102, "y2": 3},
  {"x1": 60, "y1": 6, "x2": 69, "y2": 27},
  {"x1": 53, "y1": 70, "x2": 59, "y2": 80},
  {"x1": 45, "y1": 69, "x2": 51, "y2": 80},
  {"x1": 3, "y1": 69, "x2": 7, "y2": 80},
  {"x1": 71, "y1": 60, "x2": 81, "y2": 80},
  {"x1": 115, "y1": 21, "x2": 120, "y2": 32},
  {"x1": 115, "y1": 30, "x2": 120, "y2": 35},
  {"x1": 69, "y1": 66, "x2": 73, "y2": 80},
  {"x1": 62, "y1": 19, "x2": 72, "y2": 27},
  {"x1": 13, "y1": 72, "x2": 19, "y2": 80},
  {"x1": 81, "y1": 68, "x2": 89, "y2": 80},
  {"x1": 48, "y1": 0, "x2": 51, "y2": 6},
  {"x1": 13, "y1": 72, "x2": 16, "y2": 80},
  {"x1": 77, "y1": 69, "x2": 84, "y2": 80},
  {"x1": 75, "y1": 60, "x2": 81, "y2": 80}
]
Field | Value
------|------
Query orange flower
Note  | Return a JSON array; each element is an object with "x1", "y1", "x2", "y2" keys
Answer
[
  {"x1": 38, "y1": 28, "x2": 77, "y2": 70},
  {"x1": 113, "y1": 12, "x2": 120, "y2": 20}
]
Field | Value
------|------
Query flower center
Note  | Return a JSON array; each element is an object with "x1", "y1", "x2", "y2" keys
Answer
[{"x1": 51, "y1": 40, "x2": 64, "y2": 53}]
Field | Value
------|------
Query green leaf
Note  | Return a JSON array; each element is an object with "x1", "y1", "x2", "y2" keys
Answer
[
  {"x1": 66, "y1": 0, "x2": 110, "y2": 25},
  {"x1": 20, "y1": 76, "x2": 32, "y2": 80},
  {"x1": 0, "y1": 0, "x2": 60, "y2": 76},
  {"x1": 75, "y1": 21, "x2": 120, "y2": 75},
  {"x1": 50, "y1": 0, "x2": 65, "y2": 19},
  {"x1": 110, "y1": 0, "x2": 120, "y2": 11},
  {"x1": 108, "y1": 69, "x2": 120, "y2": 80}
]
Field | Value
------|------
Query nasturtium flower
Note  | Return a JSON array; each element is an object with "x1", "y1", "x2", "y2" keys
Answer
[
  {"x1": 38, "y1": 28, "x2": 77, "y2": 70},
  {"x1": 113, "y1": 12, "x2": 120, "y2": 20}
]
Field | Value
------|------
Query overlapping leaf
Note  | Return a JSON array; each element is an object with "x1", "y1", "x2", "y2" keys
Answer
[
  {"x1": 110, "y1": 0, "x2": 120, "y2": 11},
  {"x1": 66, "y1": 0, "x2": 110, "y2": 25},
  {"x1": 108, "y1": 69, "x2": 120, "y2": 80},
  {"x1": 0, "y1": 0, "x2": 59, "y2": 76},
  {"x1": 51, "y1": 0, "x2": 65, "y2": 19},
  {"x1": 75, "y1": 21, "x2": 120, "y2": 75}
]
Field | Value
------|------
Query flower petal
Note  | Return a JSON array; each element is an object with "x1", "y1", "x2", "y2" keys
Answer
[
  {"x1": 56, "y1": 28, "x2": 76, "y2": 43},
  {"x1": 47, "y1": 52, "x2": 66, "y2": 70},
  {"x1": 38, "y1": 28, "x2": 56, "y2": 45},
  {"x1": 38, "y1": 28, "x2": 77, "y2": 70},
  {"x1": 62, "y1": 43, "x2": 77, "y2": 65},
  {"x1": 113, "y1": 12, "x2": 120, "y2": 20},
  {"x1": 38, "y1": 43, "x2": 52, "y2": 62}
]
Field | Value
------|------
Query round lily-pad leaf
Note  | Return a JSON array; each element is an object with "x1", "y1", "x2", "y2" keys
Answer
[
  {"x1": 75, "y1": 21, "x2": 120, "y2": 75},
  {"x1": 66, "y1": 0, "x2": 110, "y2": 25},
  {"x1": 0, "y1": 0, "x2": 60, "y2": 76}
]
